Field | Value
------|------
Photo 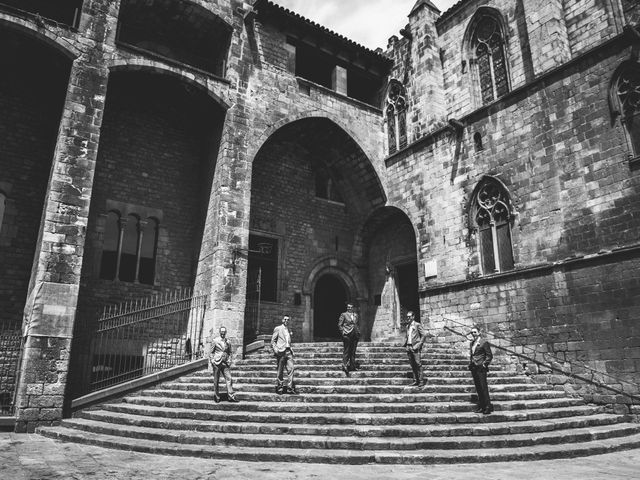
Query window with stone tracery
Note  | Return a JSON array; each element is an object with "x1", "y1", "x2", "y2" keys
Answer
[
  {"x1": 613, "y1": 64, "x2": 640, "y2": 157},
  {"x1": 471, "y1": 179, "x2": 514, "y2": 274},
  {"x1": 386, "y1": 81, "x2": 408, "y2": 154},
  {"x1": 100, "y1": 210, "x2": 158, "y2": 285},
  {"x1": 471, "y1": 14, "x2": 509, "y2": 105}
]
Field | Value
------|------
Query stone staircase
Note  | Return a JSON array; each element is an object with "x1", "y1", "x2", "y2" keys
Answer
[{"x1": 37, "y1": 342, "x2": 640, "y2": 463}]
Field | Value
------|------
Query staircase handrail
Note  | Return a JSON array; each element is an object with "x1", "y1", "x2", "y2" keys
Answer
[{"x1": 436, "y1": 316, "x2": 640, "y2": 404}]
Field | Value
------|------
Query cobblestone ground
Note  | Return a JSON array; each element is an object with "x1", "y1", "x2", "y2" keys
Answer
[{"x1": 1, "y1": 433, "x2": 639, "y2": 480}]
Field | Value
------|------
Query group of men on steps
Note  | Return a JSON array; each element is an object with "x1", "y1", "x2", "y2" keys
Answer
[{"x1": 205, "y1": 303, "x2": 494, "y2": 414}]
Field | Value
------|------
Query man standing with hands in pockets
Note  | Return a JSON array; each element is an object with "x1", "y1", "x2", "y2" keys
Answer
[
  {"x1": 271, "y1": 315, "x2": 298, "y2": 395},
  {"x1": 338, "y1": 303, "x2": 360, "y2": 376},
  {"x1": 404, "y1": 311, "x2": 426, "y2": 387},
  {"x1": 469, "y1": 325, "x2": 494, "y2": 414}
]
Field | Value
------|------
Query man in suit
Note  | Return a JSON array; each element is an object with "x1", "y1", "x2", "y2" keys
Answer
[
  {"x1": 404, "y1": 311, "x2": 426, "y2": 387},
  {"x1": 468, "y1": 326, "x2": 493, "y2": 414},
  {"x1": 271, "y1": 315, "x2": 298, "y2": 395},
  {"x1": 207, "y1": 326, "x2": 238, "y2": 403},
  {"x1": 338, "y1": 303, "x2": 360, "y2": 376}
]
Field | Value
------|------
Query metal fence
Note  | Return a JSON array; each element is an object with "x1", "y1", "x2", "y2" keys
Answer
[
  {"x1": 89, "y1": 288, "x2": 207, "y2": 392},
  {"x1": 0, "y1": 322, "x2": 22, "y2": 416}
]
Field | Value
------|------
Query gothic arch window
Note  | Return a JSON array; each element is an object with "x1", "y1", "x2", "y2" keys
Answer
[
  {"x1": 611, "y1": 62, "x2": 640, "y2": 158},
  {"x1": 466, "y1": 10, "x2": 510, "y2": 106},
  {"x1": 99, "y1": 210, "x2": 159, "y2": 285},
  {"x1": 386, "y1": 81, "x2": 408, "y2": 154},
  {"x1": 470, "y1": 178, "x2": 514, "y2": 274}
]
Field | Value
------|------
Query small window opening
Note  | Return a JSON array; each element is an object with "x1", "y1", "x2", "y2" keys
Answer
[{"x1": 474, "y1": 132, "x2": 484, "y2": 151}]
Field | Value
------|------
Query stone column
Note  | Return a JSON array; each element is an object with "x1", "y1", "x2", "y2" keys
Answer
[
  {"x1": 522, "y1": 0, "x2": 571, "y2": 75},
  {"x1": 13, "y1": 0, "x2": 117, "y2": 432}
]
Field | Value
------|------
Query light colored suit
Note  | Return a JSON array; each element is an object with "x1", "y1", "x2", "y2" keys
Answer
[
  {"x1": 271, "y1": 324, "x2": 294, "y2": 389},
  {"x1": 207, "y1": 335, "x2": 234, "y2": 398}
]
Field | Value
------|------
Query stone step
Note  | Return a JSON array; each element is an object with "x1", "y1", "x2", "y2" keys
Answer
[
  {"x1": 99, "y1": 402, "x2": 607, "y2": 426},
  {"x1": 182, "y1": 375, "x2": 533, "y2": 386},
  {"x1": 156, "y1": 381, "x2": 552, "y2": 395},
  {"x1": 76, "y1": 409, "x2": 626, "y2": 438},
  {"x1": 57, "y1": 417, "x2": 640, "y2": 450},
  {"x1": 121, "y1": 396, "x2": 585, "y2": 414},
  {"x1": 246, "y1": 352, "x2": 470, "y2": 360},
  {"x1": 238, "y1": 358, "x2": 472, "y2": 366},
  {"x1": 208, "y1": 364, "x2": 512, "y2": 373},
  {"x1": 210, "y1": 369, "x2": 519, "y2": 378},
  {"x1": 138, "y1": 388, "x2": 567, "y2": 403},
  {"x1": 36, "y1": 426, "x2": 640, "y2": 463}
]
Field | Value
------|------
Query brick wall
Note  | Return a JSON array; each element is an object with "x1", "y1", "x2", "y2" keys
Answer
[
  {"x1": 385, "y1": 38, "x2": 640, "y2": 405},
  {"x1": 69, "y1": 71, "x2": 224, "y2": 398},
  {"x1": 0, "y1": 32, "x2": 70, "y2": 330},
  {"x1": 249, "y1": 132, "x2": 360, "y2": 341}
]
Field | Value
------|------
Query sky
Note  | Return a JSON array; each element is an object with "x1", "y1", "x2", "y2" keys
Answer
[{"x1": 270, "y1": 0, "x2": 459, "y2": 50}]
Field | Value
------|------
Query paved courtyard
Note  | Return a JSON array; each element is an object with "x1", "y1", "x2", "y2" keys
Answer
[{"x1": 1, "y1": 432, "x2": 639, "y2": 480}]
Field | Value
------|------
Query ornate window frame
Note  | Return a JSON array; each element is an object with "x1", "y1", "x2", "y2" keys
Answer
[
  {"x1": 385, "y1": 80, "x2": 408, "y2": 154},
  {"x1": 463, "y1": 7, "x2": 511, "y2": 108},
  {"x1": 609, "y1": 60, "x2": 640, "y2": 165},
  {"x1": 99, "y1": 202, "x2": 161, "y2": 285},
  {"x1": 469, "y1": 177, "x2": 515, "y2": 275}
]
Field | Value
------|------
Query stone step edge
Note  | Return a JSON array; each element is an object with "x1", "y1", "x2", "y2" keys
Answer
[
  {"x1": 35, "y1": 428, "x2": 640, "y2": 464},
  {"x1": 98, "y1": 402, "x2": 605, "y2": 423},
  {"x1": 76, "y1": 410, "x2": 626, "y2": 436},
  {"x1": 55, "y1": 418, "x2": 640, "y2": 449}
]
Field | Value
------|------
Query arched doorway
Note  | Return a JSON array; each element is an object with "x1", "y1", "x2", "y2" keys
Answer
[{"x1": 313, "y1": 274, "x2": 347, "y2": 340}]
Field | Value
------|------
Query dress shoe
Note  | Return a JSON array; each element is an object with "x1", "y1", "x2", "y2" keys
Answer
[
  {"x1": 483, "y1": 406, "x2": 494, "y2": 415},
  {"x1": 276, "y1": 387, "x2": 284, "y2": 395},
  {"x1": 342, "y1": 366, "x2": 350, "y2": 376},
  {"x1": 416, "y1": 382, "x2": 426, "y2": 388},
  {"x1": 213, "y1": 395, "x2": 221, "y2": 403},
  {"x1": 288, "y1": 387, "x2": 300, "y2": 395},
  {"x1": 474, "y1": 407, "x2": 484, "y2": 413},
  {"x1": 410, "y1": 381, "x2": 419, "y2": 386},
  {"x1": 228, "y1": 395, "x2": 239, "y2": 403}
]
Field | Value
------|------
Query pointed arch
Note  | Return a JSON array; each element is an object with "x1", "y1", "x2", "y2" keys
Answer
[
  {"x1": 609, "y1": 60, "x2": 640, "y2": 157},
  {"x1": 385, "y1": 80, "x2": 408, "y2": 154},
  {"x1": 462, "y1": 7, "x2": 511, "y2": 107},
  {"x1": 469, "y1": 176, "x2": 515, "y2": 274}
]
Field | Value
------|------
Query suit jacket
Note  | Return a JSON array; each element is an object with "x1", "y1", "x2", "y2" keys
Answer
[
  {"x1": 403, "y1": 321, "x2": 425, "y2": 350},
  {"x1": 209, "y1": 335, "x2": 231, "y2": 366},
  {"x1": 338, "y1": 312, "x2": 360, "y2": 336},
  {"x1": 469, "y1": 338, "x2": 493, "y2": 367},
  {"x1": 271, "y1": 324, "x2": 292, "y2": 355}
]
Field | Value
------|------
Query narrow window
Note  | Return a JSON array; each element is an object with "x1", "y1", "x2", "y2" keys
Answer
[
  {"x1": 614, "y1": 65, "x2": 640, "y2": 157},
  {"x1": 386, "y1": 81, "x2": 408, "y2": 154},
  {"x1": 248, "y1": 235, "x2": 278, "y2": 302},
  {"x1": 474, "y1": 132, "x2": 484, "y2": 151},
  {"x1": 100, "y1": 211, "x2": 120, "y2": 280},
  {"x1": 119, "y1": 214, "x2": 139, "y2": 282},
  {"x1": 138, "y1": 218, "x2": 158, "y2": 285},
  {"x1": 472, "y1": 179, "x2": 514, "y2": 274},
  {"x1": 472, "y1": 15, "x2": 509, "y2": 105},
  {"x1": 315, "y1": 171, "x2": 344, "y2": 203}
]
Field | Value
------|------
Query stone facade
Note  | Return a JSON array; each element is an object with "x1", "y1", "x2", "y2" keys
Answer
[{"x1": 0, "y1": 0, "x2": 639, "y2": 431}]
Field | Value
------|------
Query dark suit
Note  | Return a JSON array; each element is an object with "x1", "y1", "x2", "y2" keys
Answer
[
  {"x1": 469, "y1": 337, "x2": 493, "y2": 411},
  {"x1": 403, "y1": 320, "x2": 426, "y2": 385},
  {"x1": 338, "y1": 311, "x2": 360, "y2": 371}
]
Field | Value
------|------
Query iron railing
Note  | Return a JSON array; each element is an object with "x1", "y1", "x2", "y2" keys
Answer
[
  {"x1": 89, "y1": 288, "x2": 207, "y2": 392},
  {"x1": 437, "y1": 316, "x2": 640, "y2": 404},
  {"x1": 0, "y1": 322, "x2": 22, "y2": 416}
]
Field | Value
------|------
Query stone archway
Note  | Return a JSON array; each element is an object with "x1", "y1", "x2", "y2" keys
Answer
[
  {"x1": 245, "y1": 117, "x2": 384, "y2": 343},
  {"x1": 313, "y1": 274, "x2": 348, "y2": 340}
]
